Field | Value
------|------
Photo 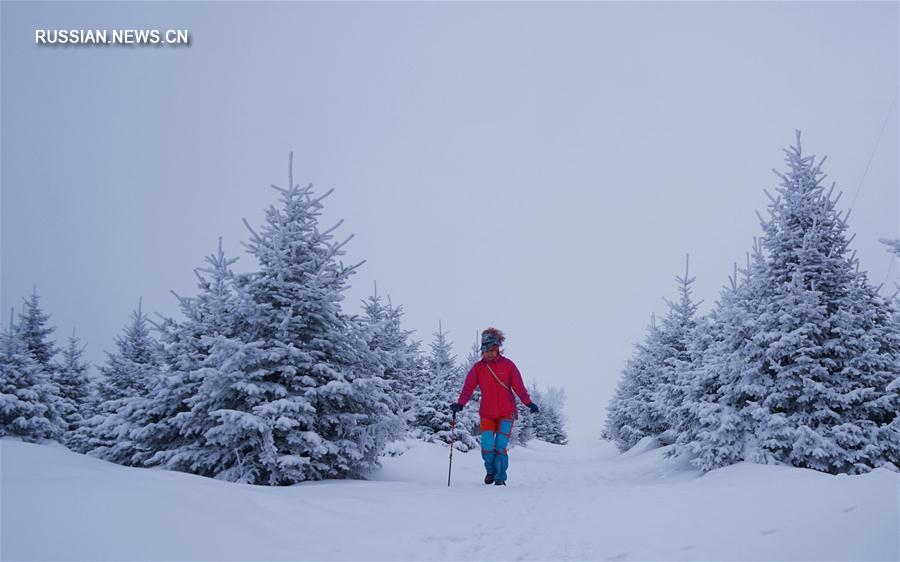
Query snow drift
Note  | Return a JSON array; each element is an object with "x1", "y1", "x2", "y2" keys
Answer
[{"x1": 2, "y1": 437, "x2": 897, "y2": 561}]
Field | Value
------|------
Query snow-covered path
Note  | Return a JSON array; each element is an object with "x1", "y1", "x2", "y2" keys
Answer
[{"x1": 2, "y1": 438, "x2": 897, "y2": 561}]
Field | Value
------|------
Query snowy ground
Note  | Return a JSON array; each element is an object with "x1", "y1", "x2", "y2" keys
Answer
[{"x1": 2, "y1": 437, "x2": 897, "y2": 561}]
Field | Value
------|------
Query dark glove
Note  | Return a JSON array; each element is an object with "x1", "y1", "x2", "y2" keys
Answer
[
  {"x1": 527, "y1": 402, "x2": 540, "y2": 414},
  {"x1": 449, "y1": 403, "x2": 463, "y2": 414}
]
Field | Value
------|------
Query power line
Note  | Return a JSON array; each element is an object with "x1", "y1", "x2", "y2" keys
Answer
[
  {"x1": 881, "y1": 253, "x2": 897, "y2": 290},
  {"x1": 849, "y1": 88, "x2": 899, "y2": 211}
]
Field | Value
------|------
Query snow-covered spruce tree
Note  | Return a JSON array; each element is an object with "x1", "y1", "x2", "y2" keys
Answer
[
  {"x1": 17, "y1": 288, "x2": 59, "y2": 369},
  {"x1": 360, "y1": 283, "x2": 423, "y2": 433},
  {"x1": 158, "y1": 261, "x2": 272, "y2": 483},
  {"x1": 464, "y1": 333, "x2": 481, "y2": 368},
  {"x1": 749, "y1": 133, "x2": 900, "y2": 473},
  {"x1": 0, "y1": 310, "x2": 65, "y2": 441},
  {"x1": 413, "y1": 324, "x2": 477, "y2": 451},
  {"x1": 57, "y1": 330, "x2": 92, "y2": 437},
  {"x1": 605, "y1": 258, "x2": 702, "y2": 451},
  {"x1": 603, "y1": 315, "x2": 668, "y2": 450},
  {"x1": 684, "y1": 133, "x2": 900, "y2": 474},
  {"x1": 541, "y1": 404, "x2": 568, "y2": 445},
  {"x1": 6, "y1": 288, "x2": 68, "y2": 440},
  {"x1": 202, "y1": 154, "x2": 401, "y2": 484},
  {"x1": 655, "y1": 255, "x2": 702, "y2": 440},
  {"x1": 675, "y1": 254, "x2": 768, "y2": 470},
  {"x1": 132, "y1": 238, "x2": 253, "y2": 473},
  {"x1": 603, "y1": 257, "x2": 699, "y2": 451},
  {"x1": 412, "y1": 324, "x2": 456, "y2": 443},
  {"x1": 96, "y1": 301, "x2": 159, "y2": 406},
  {"x1": 180, "y1": 331, "x2": 269, "y2": 482},
  {"x1": 511, "y1": 384, "x2": 537, "y2": 446},
  {"x1": 70, "y1": 301, "x2": 162, "y2": 463},
  {"x1": 528, "y1": 384, "x2": 549, "y2": 442},
  {"x1": 534, "y1": 384, "x2": 568, "y2": 445}
]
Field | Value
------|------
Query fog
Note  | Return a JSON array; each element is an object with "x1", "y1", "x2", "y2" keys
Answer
[{"x1": 3, "y1": 2, "x2": 897, "y2": 440}]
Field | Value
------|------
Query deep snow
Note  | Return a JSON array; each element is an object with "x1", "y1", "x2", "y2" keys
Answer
[{"x1": 2, "y1": 437, "x2": 897, "y2": 561}]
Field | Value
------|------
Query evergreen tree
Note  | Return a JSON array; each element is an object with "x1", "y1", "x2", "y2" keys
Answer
[
  {"x1": 17, "y1": 288, "x2": 58, "y2": 369},
  {"x1": 133, "y1": 239, "x2": 250, "y2": 473},
  {"x1": 10, "y1": 287, "x2": 68, "y2": 439},
  {"x1": 533, "y1": 384, "x2": 568, "y2": 445},
  {"x1": 71, "y1": 301, "x2": 162, "y2": 463},
  {"x1": 541, "y1": 404, "x2": 568, "y2": 445},
  {"x1": 0, "y1": 309, "x2": 65, "y2": 441},
  {"x1": 413, "y1": 324, "x2": 456, "y2": 441},
  {"x1": 605, "y1": 257, "x2": 702, "y2": 451},
  {"x1": 603, "y1": 315, "x2": 669, "y2": 451},
  {"x1": 195, "y1": 154, "x2": 401, "y2": 484},
  {"x1": 655, "y1": 255, "x2": 702, "y2": 438},
  {"x1": 56, "y1": 330, "x2": 92, "y2": 436},
  {"x1": 528, "y1": 384, "x2": 548, "y2": 442},
  {"x1": 96, "y1": 301, "x2": 159, "y2": 405},
  {"x1": 413, "y1": 324, "x2": 477, "y2": 451},
  {"x1": 464, "y1": 333, "x2": 482, "y2": 369},
  {"x1": 511, "y1": 387, "x2": 536, "y2": 446},
  {"x1": 749, "y1": 133, "x2": 899, "y2": 473},
  {"x1": 182, "y1": 332, "x2": 269, "y2": 482},
  {"x1": 681, "y1": 133, "x2": 900, "y2": 474},
  {"x1": 154, "y1": 260, "x2": 271, "y2": 482},
  {"x1": 360, "y1": 283, "x2": 423, "y2": 433},
  {"x1": 677, "y1": 255, "x2": 767, "y2": 470}
]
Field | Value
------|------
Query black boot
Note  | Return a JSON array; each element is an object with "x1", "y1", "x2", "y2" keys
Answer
[
  {"x1": 484, "y1": 473, "x2": 494, "y2": 485},
  {"x1": 493, "y1": 480, "x2": 506, "y2": 486}
]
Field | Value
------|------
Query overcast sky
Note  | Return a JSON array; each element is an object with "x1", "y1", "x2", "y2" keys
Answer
[{"x1": 2, "y1": 2, "x2": 898, "y2": 442}]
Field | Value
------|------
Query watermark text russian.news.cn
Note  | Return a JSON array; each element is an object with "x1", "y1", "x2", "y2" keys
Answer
[{"x1": 35, "y1": 29, "x2": 191, "y2": 46}]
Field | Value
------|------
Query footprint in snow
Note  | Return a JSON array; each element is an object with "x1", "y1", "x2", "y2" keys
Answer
[
  {"x1": 842, "y1": 505, "x2": 857, "y2": 513},
  {"x1": 603, "y1": 552, "x2": 629, "y2": 561},
  {"x1": 760, "y1": 528, "x2": 778, "y2": 535}
]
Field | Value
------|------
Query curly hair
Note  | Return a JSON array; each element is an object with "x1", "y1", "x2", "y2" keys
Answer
[{"x1": 481, "y1": 327, "x2": 505, "y2": 346}]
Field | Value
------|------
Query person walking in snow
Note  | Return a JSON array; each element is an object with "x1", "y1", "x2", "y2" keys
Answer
[{"x1": 450, "y1": 328, "x2": 539, "y2": 486}]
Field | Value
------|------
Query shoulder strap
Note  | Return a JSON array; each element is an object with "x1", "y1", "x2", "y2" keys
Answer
[{"x1": 484, "y1": 362, "x2": 511, "y2": 391}]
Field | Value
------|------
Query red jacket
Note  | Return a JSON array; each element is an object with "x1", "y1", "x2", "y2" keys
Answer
[{"x1": 457, "y1": 354, "x2": 533, "y2": 420}]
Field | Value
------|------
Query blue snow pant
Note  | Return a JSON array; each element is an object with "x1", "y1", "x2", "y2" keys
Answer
[{"x1": 481, "y1": 418, "x2": 514, "y2": 482}]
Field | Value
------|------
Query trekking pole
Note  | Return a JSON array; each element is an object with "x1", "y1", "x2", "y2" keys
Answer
[{"x1": 447, "y1": 412, "x2": 456, "y2": 487}]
